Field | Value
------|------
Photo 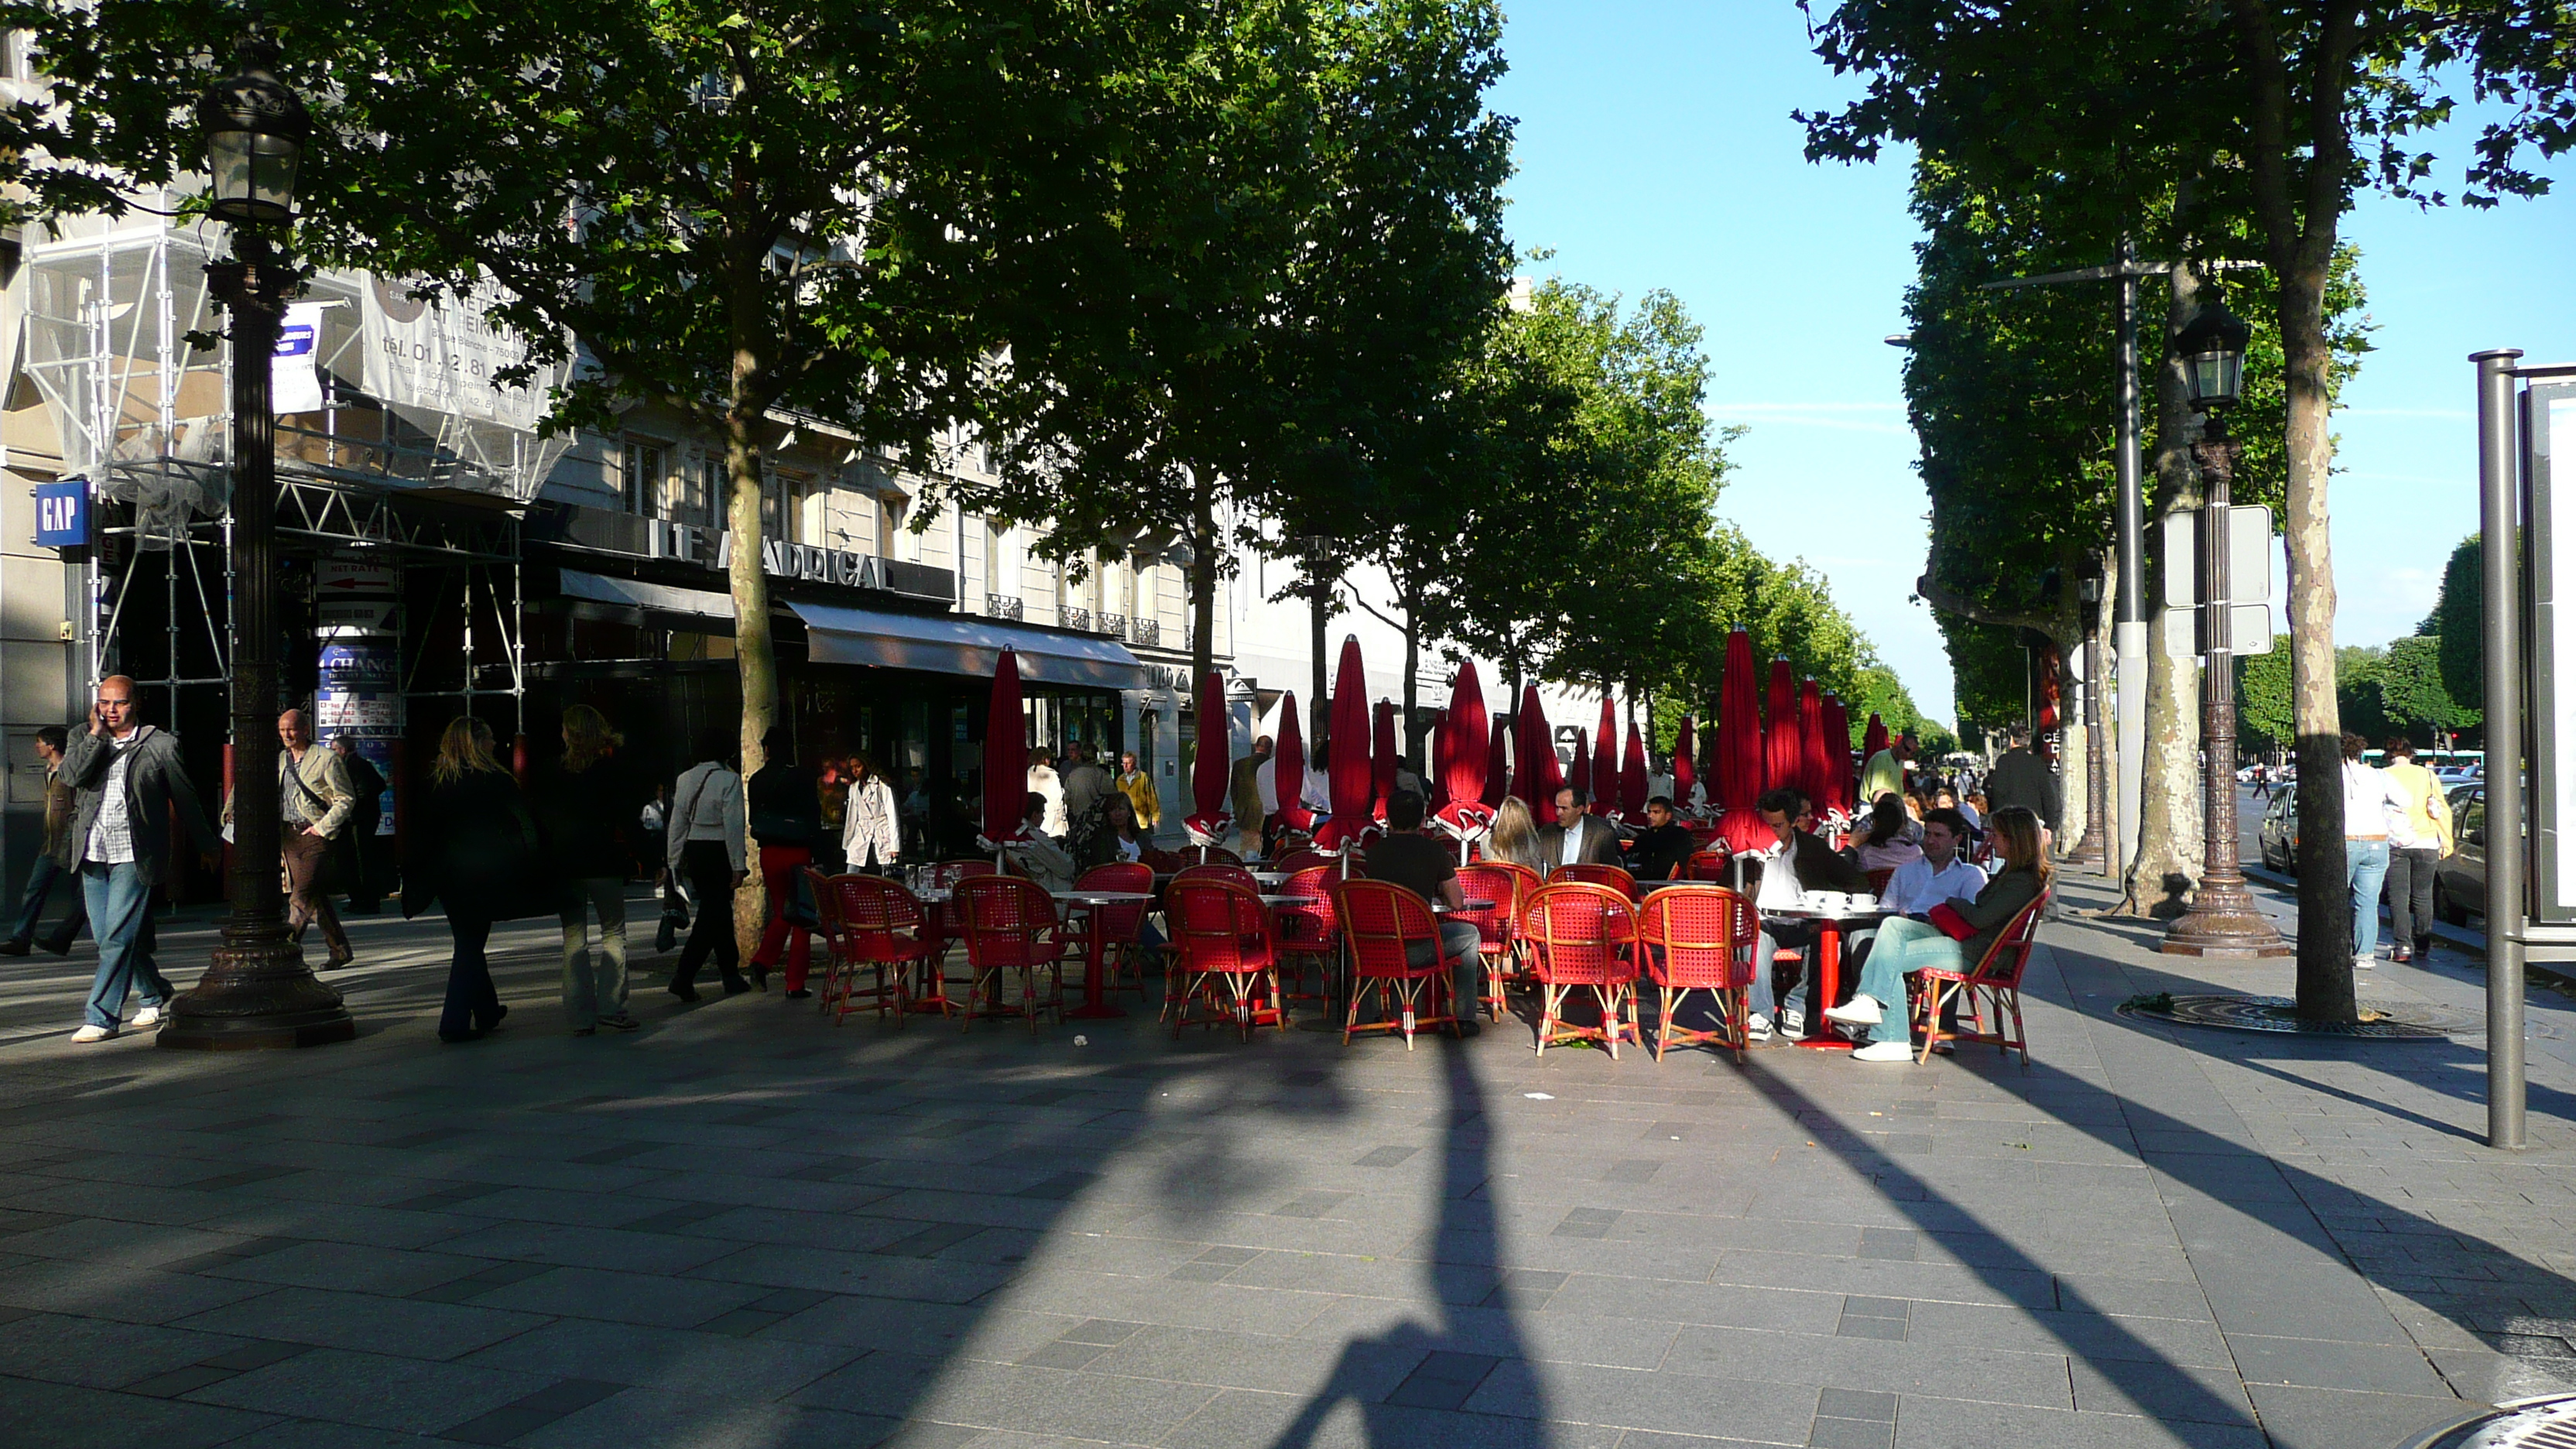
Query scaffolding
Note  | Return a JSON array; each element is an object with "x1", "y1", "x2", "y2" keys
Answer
[{"x1": 16, "y1": 218, "x2": 570, "y2": 728}]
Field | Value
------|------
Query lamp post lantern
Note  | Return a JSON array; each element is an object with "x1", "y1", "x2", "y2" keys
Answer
[
  {"x1": 2163, "y1": 297, "x2": 2289, "y2": 958},
  {"x1": 160, "y1": 36, "x2": 355, "y2": 1049}
]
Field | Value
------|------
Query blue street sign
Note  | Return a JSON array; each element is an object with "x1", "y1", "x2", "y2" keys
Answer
[{"x1": 32, "y1": 478, "x2": 88, "y2": 550}]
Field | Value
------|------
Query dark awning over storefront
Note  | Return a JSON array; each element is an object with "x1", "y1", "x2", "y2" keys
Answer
[
  {"x1": 559, "y1": 570, "x2": 735, "y2": 622},
  {"x1": 789, "y1": 601, "x2": 1148, "y2": 690}
]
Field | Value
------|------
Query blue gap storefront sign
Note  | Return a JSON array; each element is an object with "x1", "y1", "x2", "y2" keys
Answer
[{"x1": 33, "y1": 478, "x2": 88, "y2": 550}]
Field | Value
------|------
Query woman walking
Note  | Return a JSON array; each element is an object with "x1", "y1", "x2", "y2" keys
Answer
[
  {"x1": 533, "y1": 705, "x2": 643, "y2": 1035},
  {"x1": 2379, "y1": 738, "x2": 2454, "y2": 963},
  {"x1": 841, "y1": 750, "x2": 900, "y2": 877},
  {"x1": 667, "y1": 734, "x2": 748, "y2": 1000},
  {"x1": 2341, "y1": 733, "x2": 2406, "y2": 968},
  {"x1": 405, "y1": 717, "x2": 550, "y2": 1043},
  {"x1": 1824, "y1": 806, "x2": 2050, "y2": 1062},
  {"x1": 745, "y1": 728, "x2": 819, "y2": 995}
]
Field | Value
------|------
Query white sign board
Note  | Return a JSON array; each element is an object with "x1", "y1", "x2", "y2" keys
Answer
[
  {"x1": 2163, "y1": 603, "x2": 2276, "y2": 659},
  {"x1": 2160, "y1": 505, "x2": 2274, "y2": 608},
  {"x1": 2537, "y1": 388, "x2": 2576, "y2": 921},
  {"x1": 273, "y1": 302, "x2": 326, "y2": 415},
  {"x1": 317, "y1": 560, "x2": 397, "y2": 594},
  {"x1": 360, "y1": 276, "x2": 545, "y2": 432}
]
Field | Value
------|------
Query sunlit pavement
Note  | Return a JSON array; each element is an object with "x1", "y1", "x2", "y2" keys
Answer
[{"x1": 1, "y1": 869, "x2": 2571, "y2": 1449}]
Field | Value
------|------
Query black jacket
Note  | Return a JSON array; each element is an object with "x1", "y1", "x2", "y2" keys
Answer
[
  {"x1": 746, "y1": 762, "x2": 821, "y2": 848},
  {"x1": 1985, "y1": 748, "x2": 2060, "y2": 831},
  {"x1": 1625, "y1": 823, "x2": 1697, "y2": 882},
  {"x1": 404, "y1": 769, "x2": 555, "y2": 921},
  {"x1": 532, "y1": 752, "x2": 645, "y2": 882},
  {"x1": 59, "y1": 726, "x2": 218, "y2": 887},
  {"x1": 1538, "y1": 814, "x2": 1624, "y2": 869}
]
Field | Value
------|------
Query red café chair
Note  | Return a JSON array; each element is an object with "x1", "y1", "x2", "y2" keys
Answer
[
  {"x1": 951, "y1": 875, "x2": 1067, "y2": 1030},
  {"x1": 807, "y1": 871, "x2": 941, "y2": 1024},
  {"x1": 1331, "y1": 879, "x2": 1461, "y2": 1050},
  {"x1": 1456, "y1": 862, "x2": 1535, "y2": 1022},
  {"x1": 1273, "y1": 848, "x2": 1331, "y2": 875},
  {"x1": 1913, "y1": 892, "x2": 2047, "y2": 1067},
  {"x1": 1180, "y1": 844, "x2": 1245, "y2": 867},
  {"x1": 920, "y1": 858, "x2": 997, "y2": 971},
  {"x1": 1166, "y1": 878, "x2": 1287, "y2": 1040},
  {"x1": 1519, "y1": 882, "x2": 1643, "y2": 1059},
  {"x1": 1637, "y1": 885, "x2": 1758, "y2": 1062},
  {"x1": 1549, "y1": 862, "x2": 1638, "y2": 900},
  {"x1": 1684, "y1": 849, "x2": 1732, "y2": 882},
  {"x1": 1273, "y1": 865, "x2": 1343, "y2": 1005},
  {"x1": 1064, "y1": 862, "x2": 1155, "y2": 999},
  {"x1": 1174, "y1": 862, "x2": 1258, "y2": 892},
  {"x1": 1865, "y1": 866, "x2": 1897, "y2": 896}
]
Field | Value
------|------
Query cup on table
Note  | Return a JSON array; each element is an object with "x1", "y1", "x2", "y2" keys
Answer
[
  {"x1": 1850, "y1": 893, "x2": 1878, "y2": 912},
  {"x1": 1814, "y1": 892, "x2": 1848, "y2": 915}
]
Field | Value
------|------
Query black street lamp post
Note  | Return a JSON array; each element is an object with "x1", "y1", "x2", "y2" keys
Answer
[
  {"x1": 2163, "y1": 298, "x2": 2290, "y2": 958},
  {"x1": 160, "y1": 36, "x2": 356, "y2": 1049}
]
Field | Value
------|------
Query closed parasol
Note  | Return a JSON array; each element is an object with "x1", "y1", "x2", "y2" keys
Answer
[
  {"x1": 981, "y1": 649, "x2": 1028, "y2": 848},
  {"x1": 1568, "y1": 727, "x2": 1591, "y2": 801},
  {"x1": 1273, "y1": 691, "x2": 1311, "y2": 832},
  {"x1": 1184, "y1": 670, "x2": 1231, "y2": 847},
  {"x1": 1370, "y1": 700, "x2": 1399, "y2": 820},
  {"x1": 1862, "y1": 712, "x2": 1890, "y2": 762},
  {"x1": 1796, "y1": 679, "x2": 1828, "y2": 820},
  {"x1": 1818, "y1": 693, "x2": 1853, "y2": 820},
  {"x1": 1671, "y1": 713, "x2": 1697, "y2": 810},
  {"x1": 1717, "y1": 629, "x2": 1770, "y2": 852},
  {"x1": 1620, "y1": 719, "x2": 1648, "y2": 817},
  {"x1": 1319, "y1": 637, "x2": 1374, "y2": 851},
  {"x1": 1592, "y1": 697, "x2": 1617, "y2": 809},
  {"x1": 1432, "y1": 663, "x2": 1496, "y2": 849},
  {"x1": 1510, "y1": 685, "x2": 1548, "y2": 819},
  {"x1": 1483, "y1": 716, "x2": 1509, "y2": 808},
  {"x1": 1762, "y1": 658, "x2": 1799, "y2": 793}
]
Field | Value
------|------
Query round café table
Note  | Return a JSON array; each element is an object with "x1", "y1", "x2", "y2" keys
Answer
[
  {"x1": 1759, "y1": 903, "x2": 1896, "y2": 1050},
  {"x1": 1049, "y1": 889, "x2": 1155, "y2": 1020}
]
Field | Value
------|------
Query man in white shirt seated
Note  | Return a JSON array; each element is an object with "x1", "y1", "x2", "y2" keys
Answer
[{"x1": 1880, "y1": 808, "x2": 1987, "y2": 917}]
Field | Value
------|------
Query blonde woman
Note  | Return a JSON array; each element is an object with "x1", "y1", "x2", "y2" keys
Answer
[
  {"x1": 532, "y1": 705, "x2": 642, "y2": 1035},
  {"x1": 404, "y1": 717, "x2": 546, "y2": 1043},
  {"x1": 1825, "y1": 806, "x2": 2050, "y2": 1062},
  {"x1": 1483, "y1": 796, "x2": 1546, "y2": 872}
]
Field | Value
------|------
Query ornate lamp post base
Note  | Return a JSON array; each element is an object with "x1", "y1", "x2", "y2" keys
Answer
[
  {"x1": 159, "y1": 934, "x2": 357, "y2": 1050},
  {"x1": 2161, "y1": 887, "x2": 2293, "y2": 957}
]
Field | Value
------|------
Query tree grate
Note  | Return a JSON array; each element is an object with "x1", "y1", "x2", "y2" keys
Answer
[{"x1": 2117, "y1": 992, "x2": 2458, "y2": 1040}]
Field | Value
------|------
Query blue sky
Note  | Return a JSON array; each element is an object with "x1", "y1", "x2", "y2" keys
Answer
[{"x1": 1488, "y1": 0, "x2": 2576, "y2": 724}]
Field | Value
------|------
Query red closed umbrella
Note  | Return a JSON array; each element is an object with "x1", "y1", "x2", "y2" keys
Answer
[
  {"x1": 1273, "y1": 691, "x2": 1310, "y2": 831},
  {"x1": 1862, "y1": 712, "x2": 1890, "y2": 762},
  {"x1": 1483, "y1": 716, "x2": 1509, "y2": 808},
  {"x1": 1322, "y1": 637, "x2": 1373, "y2": 849},
  {"x1": 1718, "y1": 630, "x2": 1769, "y2": 852},
  {"x1": 981, "y1": 650, "x2": 1028, "y2": 845},
  {"x1": 1185, "y1": 670, "x2": 1231, "y2": 845},
  {"x1": 1512, "y1": 686, "x2": 1560, "y2": 824},
  {"x1": 1762, "y1": 658, "x2": 1799, "y2": 792},
  {"x1": 1439, "y1": 663, "x2": 1488, "y2": 807},
  {"x1": 1568, "y1": 727, "x2": 1591, "y2": 801},
  {"x1": 1819, "y1": 694, "x2": 1853, "y2": 820},
  {"x1": 1620, "y1": 720, "x2": 1648, "y2": 817},
  {"x1": 1592, "y1": 697, "x2": 1617, "y2": 809},
  {"x1": 1370, "y1": 700, "x2": 1399, "y2": 820},
  {"x1": 1671, "y1": 713, "x2": 1697, "y2": 808},
  {"x1": 1797, "y1": 680, "x2": 1828, "y2": 817}
]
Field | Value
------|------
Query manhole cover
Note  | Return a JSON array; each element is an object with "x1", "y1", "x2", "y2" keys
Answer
[
  {"x1": 2406, "y1": 1393, "x2": 2576, "y2": 1448},
  {"x1": 2117, "y1": 993, "x2": 2459, "y2": 1040}
]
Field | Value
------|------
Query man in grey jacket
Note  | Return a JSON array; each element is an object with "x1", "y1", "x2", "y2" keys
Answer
[{"x1": 60, "y1": 675, "x2": 220, "y2": 1041}]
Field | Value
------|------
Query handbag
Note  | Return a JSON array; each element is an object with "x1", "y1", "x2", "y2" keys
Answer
[
  {"x1": 655, "y1": 877, "x2": 690, "y2": 953},
  {"x1": 1927, "y1": 902, "x2": 1978, "y2": 941}
]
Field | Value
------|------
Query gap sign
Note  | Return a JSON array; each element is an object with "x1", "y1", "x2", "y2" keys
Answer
[{"x1": 33, "y1": 479, "x2": 88, "y2": 549}]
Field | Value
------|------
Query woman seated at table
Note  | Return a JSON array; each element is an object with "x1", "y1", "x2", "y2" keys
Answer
[
  {"x1": 1824, "y1": 806, "x2": 2048, "y2": 1062},
  {"x1": 1483, "y1": 796, "x2": 1546, "y2": 873},
  {"x1": 1002, "y1": 791, "x2": 1079, "y2": 892},
  {"x1": 1072, "y1": 792, "x2": 1148, "y2": 870},
  {"x1": 1852, "y1": 795, "x2": 1923, "y2": 873}
]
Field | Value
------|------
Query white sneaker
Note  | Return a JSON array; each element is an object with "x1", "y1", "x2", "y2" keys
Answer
[
  {"x1": 1824, "y1": 994, "x2": 1884, "y2": 1027},
  {"x1": 132, "y1": 1005, "x2": 163, "y2": 1028},
  {"x1": 1779, "y1": 1009, "x2": 1806, "y2": 1036},
  {"x1": 70, "y1": 1025, "x2": 114, "y2": 1043},
  {"x1": 2354, "y1": 954, "x2": 2376, "y2": 971},
  {"x1": 1745, "y1": 1014, "x2": 1774, "y2": 1042},
  {"x1": 1852, "y1": 1040, "x2": 1915, "y2": 1063}
]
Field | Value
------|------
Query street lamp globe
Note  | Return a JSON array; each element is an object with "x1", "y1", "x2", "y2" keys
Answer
[
  {"x1": 2176, "y1": 297, "x2": 2251, "y2": 412},
  {"x1": 197, "y1": 38, "x2": 309, "y2": 227}
]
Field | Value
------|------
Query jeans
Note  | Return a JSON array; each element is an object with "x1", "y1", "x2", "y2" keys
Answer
[
  {"x1": 2385, "y1": 846, "x2": 2441, "y2": 951},
  {"x1": 675, "y1": 841, "x2": 742, "y2": 989},
  {"x1": 1752, "y1": 920, "x2": 1819, "y2": 1023},
  {"x1": 2346, "y1": 838, "x2": 2393, "y2": 960},
  {"x1": 1398, "y1": 920, "x2": 1485, "y2": 1016},
  {"x1": 752, "y1": 844, "x2": 814, "y2": 991},
  {"x1": 1848, "y1": 916, "x2": 1966, "y2": 1045},
  {"x1": 440, "y1": 912, "x2": 499, "y2": 1039},
  {"x1": 9, "y1": 855, "x2": 84, "y2": 945},
  {"x1": 560, "y1": 877, "x2": 629, "y2": 1029},
  {"x1": 79, "y1": 860, "x2": 167, "y2": 1029}
]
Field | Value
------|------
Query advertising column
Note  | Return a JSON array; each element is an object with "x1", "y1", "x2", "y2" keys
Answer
[{"x1": 314, "y1": 560, "x2": 402, "y2": 840}]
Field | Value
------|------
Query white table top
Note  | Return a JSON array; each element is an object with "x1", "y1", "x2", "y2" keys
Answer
[{"x1": 1050, "y1": 890, "x2": 1156, "y2": 904}]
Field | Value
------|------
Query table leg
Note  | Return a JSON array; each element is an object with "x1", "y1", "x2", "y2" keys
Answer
[
  {"x1": 1797, "y1": 918, "x2": 1852, "y2": 1050},
  {"x1": 1067, "y1": 902, "x2": 1128, "y2": 1020}
]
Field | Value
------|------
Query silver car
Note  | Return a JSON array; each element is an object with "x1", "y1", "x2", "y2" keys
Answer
[{"x1": 2434, "y1": 785, "x2": 2485, "y2": 925}]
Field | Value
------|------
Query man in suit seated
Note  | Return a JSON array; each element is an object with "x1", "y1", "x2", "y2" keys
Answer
[
  {"x1": 1745, "y1": 786, "x2": 1868, "y2": 1041},
  {"x1": 1543, "y1": 786, "x2": 1623, "y2": 872}
]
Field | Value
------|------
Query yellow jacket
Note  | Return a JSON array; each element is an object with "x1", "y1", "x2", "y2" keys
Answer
[{"x1": 2382, "y1": 761, "x2": 2454, "y2": 856}]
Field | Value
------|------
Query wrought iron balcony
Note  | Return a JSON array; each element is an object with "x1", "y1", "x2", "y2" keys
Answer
[
  {"x1": 1097, "y1": 611, "x2": 1126, "y2": 639},
  {"x1": 985, "y1": 594, "x2": 1023, "y2": 621},
  {"x1": 1060, "y1": 605, "x2": 1091, "y2": 632},
  {"x1": 1130, "y1": 617, "x2": 1160, "y2": 647}
]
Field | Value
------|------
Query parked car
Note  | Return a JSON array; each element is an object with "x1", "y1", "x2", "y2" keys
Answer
[
  {"x1": 2434, "y1": 784, "x2": 2485, "y2": 925},
  {"x1": 2259, "y1": 783, "x2": 2299, "y2": 873}
]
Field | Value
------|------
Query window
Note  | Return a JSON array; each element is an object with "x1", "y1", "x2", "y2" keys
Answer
[
  {"x1": 687, "y1": 455, "x2": 719, "y2": 528},
  {"x1": 622, "y1": 437, "x2": 667, "y2": 516},
  {"x1": 879, "y1": 496, "x2": 906, "y2": 558},
  {"x1": 763, "y1": 468, "x2": 814, "y2": 543},
  {"x1": 981, "y1": 519, "x2": 1003, "y2": 599}
]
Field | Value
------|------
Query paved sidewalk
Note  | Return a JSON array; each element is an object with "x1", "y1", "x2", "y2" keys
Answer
[{"x1": 0, "y1": 872, "x2": 2570, "y2": 1449}]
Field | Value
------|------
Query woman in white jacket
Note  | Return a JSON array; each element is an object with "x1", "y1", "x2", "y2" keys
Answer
[{"x1": 842, "y1": 751, "x2": 901, "y2": 874}]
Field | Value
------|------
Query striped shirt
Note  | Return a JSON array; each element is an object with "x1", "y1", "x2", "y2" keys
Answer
[{"x1": 82, "y1": 727, "x2": 149, "y2": 865}]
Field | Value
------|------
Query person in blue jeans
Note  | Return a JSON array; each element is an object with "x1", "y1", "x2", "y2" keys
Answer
[
  {"x1": 2341, "y1": 732, "x2": 2402, "y2": 968},
  {"x1": 57, "y1": 677, "x2": 220, "y2": 1042},
  {"x1": 2, "y1": 726, "x2": 87, "y2": 957}
]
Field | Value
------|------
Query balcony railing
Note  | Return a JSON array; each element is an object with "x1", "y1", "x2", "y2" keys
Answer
[
  {"x1": 1097, "y1": 611, "x2": 1126, "y2": 639},
  {"x1": 985, "y1": 594, "x2": 1023, "y2": 621},
  {"x1": 1131, "y1": 618, "x2": 1161, "y2": 647},
  {"x1": 1061, "y1": 606, "x2": 1092, "y2": 632}
]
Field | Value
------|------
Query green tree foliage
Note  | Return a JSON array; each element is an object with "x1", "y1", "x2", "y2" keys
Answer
[
  {"x1": 2236, "y1": 645, "x2": 2295, "y2": 752},
  {"x1": 2335, "y1": 645, "x2": 2393, "y2": 745},
  {"x1": 2379, "y1": 634, "x2": 2478, "y2": 743},
  {"x1": 2431, "y1": 535, "x2": 2483, "y2": 711}
]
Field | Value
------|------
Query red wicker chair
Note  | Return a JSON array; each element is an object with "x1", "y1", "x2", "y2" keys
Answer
[
  {"x1": 1637, "y1": 886, "x2": 1758, "y2": 1062},
  {"x1": 1865, "y1": 866, "x2": 1897, "y2": 895},
  {"x1": 1173, "y1": 862, "x2": 1258, "y2": 892},
  {"x1": 1684, "y1": 849, "x2": 1732, "y2": 883},
  {"x1": 1913, "y1": 892, "x2": 2047, "y2": 1066},
  {"x1": 1519, "y1": 882, "x2": 1643, "y2": 1058},
  {"x1": 1455, "y1": 862, "x2": 1534, "y2": 1022},
  {"x1": 1273, "y1": 849, "x2": 1331, "y2": 875},
  {"x1": 1549, "y1": 862, "x2": 1639, "y2": 899},
  {"x1": 951, "y1": 875, "x2": 1066, "y2": 1029},
  {"x1": 1331, "y1": 879, "x2": 1460, "y2": 1049},
  {"x1": 807, "y1": 871, "x2": 940, "y2": 1025},
  {"x1": 1165, "y1": 878, "x2": 1286, "y2": 1040},
  {"x1": 920, "y1": 858, "x2": 997, "y2": 973},
  {"x1": 1273, "y1": 865, "x2": 1343, "y2": 1005},
  {"x1": 1065, "y1": 862, "x2": 1155, "y2": 999}
]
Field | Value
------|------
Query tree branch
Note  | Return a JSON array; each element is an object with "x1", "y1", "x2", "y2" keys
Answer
[{"x1": 1915, "y1": 570, "x2": 2073, "y2": 644}]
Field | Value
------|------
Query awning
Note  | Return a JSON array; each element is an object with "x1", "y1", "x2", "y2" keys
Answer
[
  {"x1": 559, "y1": 570, "x2": 735, "y2": 622},
  {"x1": 790, "y1": 601, "x2": 1148, "y2": 690}
]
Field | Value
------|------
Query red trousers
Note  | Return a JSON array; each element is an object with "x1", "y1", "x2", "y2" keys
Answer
[{"x1": 753, "y1": 844, "x2": 814, "y2": 991}]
